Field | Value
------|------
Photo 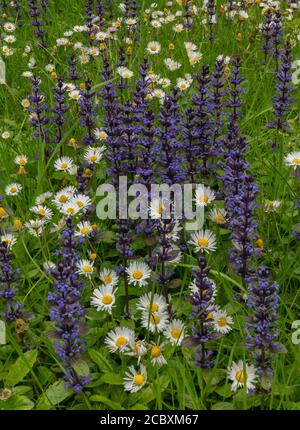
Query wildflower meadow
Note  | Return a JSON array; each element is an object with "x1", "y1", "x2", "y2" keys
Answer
[{"x1": 0, "y1": 0, "x2": 300, "y2": 414}]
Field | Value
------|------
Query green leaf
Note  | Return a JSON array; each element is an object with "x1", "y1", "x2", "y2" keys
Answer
[
  {"x1": 0, "y1": 395, "x2": 34, "y2": 410},
  {"x1": 88, "y1": 348, "x2": 113, "y2": 372},
  {"x1": 71, "y1": 359, "x2": 90, "y2": 377},
  {"x1": 5, "y1": 349, "x2": 38, "y2": 386},
  {"x1": 100, "y1": 373, "x2": 123, "y2": 385},
  {"x1": 89, "y1": 395, "x2": 124, "y2": 410},
  {"x1": 211, "y1": 402, "x2": 235, "y2": 410},
  {"x1": 36, "y1": 380, "x2": 72, "y2": 410}
]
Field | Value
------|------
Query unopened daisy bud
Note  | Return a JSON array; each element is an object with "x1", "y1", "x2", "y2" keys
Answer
[
  {"x1": 92, "y1": 223, "x2": 97, "y2": 231},
  {"x1": 13, "y1": 218, "x2": 22, "y2": 230},
  {"x1": 255, "y1": 238, "x2": 264, "y2": 250},
  {"x1": 236, "y1": 32, "x2": 242, "y2": 40},
  {"x1": 79, "y1": 82, "x2": 86, "y2": 90},
  {"x1": 68, "y1": 137, "x2": 77, "y2": 147},
  {"x1": 99, "y1": 42, "x2": 107, "y2": 50},
  {"x1": 168, "y1": 43, "x2": 175, "y2": 50},
  {"x1": 21, "y1": 98, "x2": 31, "y2": 109},
  {"x1": 0, "y1": 207, "x2": 9, "y2": 220},
  {"x1": 126, "y1": 46, "x2": 132, "y2": 55},
  {"x1": 51, "y1": 71, "x2": 57, "y2": 79},
  {"x1": 90, "y1": 252, "x2": 97, "y2": 261}
]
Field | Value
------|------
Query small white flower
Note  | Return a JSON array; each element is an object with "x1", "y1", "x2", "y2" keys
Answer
[
  {"x1": 117, "y1": 66, "x2": 134, "y2": 79},
  {"x1": 22, "y1": 71, "x2": 33, "y2": 78},
  {"x1": 75, "y1": 221, "x2": 93, "y2": 238},
  {"x1": 35, "y1": 192, "x2": 53, "y2": 205},
  {"x1": 195, "y1": 185, "x2": 215, "y2": 207},
  {"x1": 189, "y1": 229, "x2": 217, "y2": 253},
  {"x1": 137, "y1": 293, "x2": 168, "y2": 313},
  {"x1": 165, "y1": 319, "x2": 184, "y2": 345},
  {"x1": 72, "y1": 194, "x2": 91, "y2": 211},
  {"x1": 54, "y1": 156, "x2": 75, "y2": 173},
  {"x1": 5, "y1": 183, "x2": 22, "y2": 196},
  {"x1": 76, "y1": 259, "x2": 94, "y2": 277},
  {"x1": 123, "y1": 364, "x2": 147, "y2": 393},
  {"x1": 184, "y1": 42, "x2": 197, "y2": 51},
  {"x1": 1, "y1": 234, "x2": 16, "y2": 249},
  {"x1": 164, "y1": 58, "x2": 181, "y2": 71},
  {"x1": 105, "y1": 326, "x2": 135, "y2": 353},
  {"x1": 125, "y1": 340, "x2": 147, "y2": 363},
  {"x1": 60, "y1": 201, "x2": 80, "y2": 216},
  {"x1": 4, "y1": 35, "x2": 16, "y2": 44},
  {"x1": 213, "y1": 310, "x2": 233, "y2": 334},
  {"x1": 176, "y1": 77, "x2": 192, "y2": 91},
  {"x1": 4, "y1": 22, "x2": 16, "y2": 32},
  {"x1": 228, "y1": 360, "x2": 257, "y2": 393},
  {"x1": 141, "y1": 310, "x2": 169, "y2": 333},
  {"x1": 45, "y1": 63, "x2": 55, "y2": 73},
  {"x1": 209, "y1": 208, "x2": 227, "y2": 224},
  {"x1": 95, "y1": 31, "x2": 108, "y2": 41},
  {"x1": 284, "y1": 151, "x2": 300, "y2": 169},
  {"x1": 99, "y1": 268, "x2": 119, "y2": 288},
  {"x1": 56, "y1": 37, "x2": 68, "y2": 46},
  {"x1": 91, "y1": 285, "x2": 117, "y2": 314},
  {"x1": 1, "y1": 131, "x2": 11, "y2": 140},
  {"x1": 173, "y1": 24, "x2": 184, "y2": 32},
  {"x1": 30, "y1": 205, "x2": 53, "y2": 221},
  {"x1": 69, "y1": 89, "x2": 81, "y2": 100},
  {"x1": 126, "y1": 261, "x2": 151, "y2": 287},
  {"x1": 84, "y1": 146, "x2": 105, "y2": 164},
  {"x1": 264, "y1": 200, "x2": 281, "y2": 213},
  {"x1": 25, "y1": 219, "x2": 45, "y2": 237},
  {"x1": 14, "y1": 155, "x2": 28, "y2": 166},
  {"x1": 146, "y1": 41, "x2": 161, "y2": 55},
  {"x1": 93, "y1": 128, "x2": 108, "y2": 141},
  {"x1": 150, "y1": 342, "x2": 167, "y2": 366}
]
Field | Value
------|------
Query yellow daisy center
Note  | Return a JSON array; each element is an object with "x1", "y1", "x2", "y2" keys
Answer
[
  {"x1": 134, "y1": 374, "x2": 145, "y2": 385},
  {"x1": 115, "y1": 336, "x2": 127, "y2": 348},
  {"x1": 38, "y1": 208, "x2": 46, "y2": 216},
  {"x1": 256, "y1": 239, "x2": 264, "y2": 249},
  {"x1": 83, "y1": 265, "x2": 92, "y2": 273},
  {"x1": 10, "y1": 187, "x2": 17, "y2": 193},
  {"x1": 217, "y1": 317, "x2": 228, "y2": 327},
  {"x1": 66, "y1": 207, "x2": 75, "y2": 214},
  {"x1": 235, "y1": 370, "x2": 246, "y2": 383},
  {"x1": 197, "y1": 238, "x2": 209, "y2": 248},
  {"x1": 150, "y1": 315, "x2": 161, "y2": 325},
  {"x1": 133, "y1": 270, "x2": 143, "y2": 280},
  {"x1": 291, "y1": 157, "x2": 300, "y2": 165},
  {"x1": 148, "y1": 303, "x2": 159, "y2": 312},
  {"x1": 215, "y1": 214, "x2": 225, "y2": 223},
  {"x1": 89, "y1": 155, "x2": 97, "y2": 162},
  {"x1": 59, "y1": 195, "x2": 68, "y2": 203},
  {"x1": 102, "y1": 294, "x2": 113, "y2": 305},
  {"x1": 60, "y1": 162, "x2": 68, "y2": 169},
  {"x1": 151, "y1": 345, "x2": 161, "y2": 358},
  {"x1": 81, "y1": 226, "x2": 90, "y2": 235},
  {"x1": 99, "y1": 132, "x2": 107, "y2": 139},
  {"x1": 19, "y1": 159, "x2": 26, "y2": 166},
  {"x1": 171, "y1": 327, "x2": 181, "y2": 339},
  {"x1": 103, "y1": 274, "x2": 112, "y2": 284},
  {"x1": 205, "y1": 312, "x2": 214, "y2": 320},
  {"x1": 4, "y1": 239, "x2": 11, "y2": 245}
]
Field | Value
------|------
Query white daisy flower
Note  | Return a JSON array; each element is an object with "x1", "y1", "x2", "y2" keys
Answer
[
  {"x1": 95, "y1": 31, "x2": 108, "y2": 41},
  {"x1": 209, "y1": 208, "x2": 227, "y2": 224},
  {"x1": 60, "y1": 201, "x2": 80, "y2": 217},
  {"x1": 159, "y1": 77, "x2": 171, "y2": 88},
  {"x1": 165, "y1": 319, "x2": 185, "y2": 345},
  {"x1": 4, "y1": 35, "x2": 16, "y2": 44},
  {"x1": 30, "y1": 205, "x2": 53, "y2": 221},
  {"x1": 75, "y1": 221, "x2": 93, "y2": 238},
  {"x1": 137, "y1": 292, "x2": 168, "y2": 314},
  {"x1": 149, "y1": 198, "x2": 168, "y2": 219},
  {"x1": 1, "y1": 234, "x2": 16, "y2": 249},
  {"x1": 188, "y1": 51, "x2": 202, "y2": 66},
  {"x1": 284, "y1": 151, "x2": 300, "y2": 169},
  {"x1": 176, "y1": 78, "x2": 192, "y2": 91},
  {"x1": 189, "y1": 229, "x2": 217, "y2": 253},
  {"x1": 164, "y1": 58, "x2": 182, "y2": 71},
  {"x1": 141, "y1": 310, "x2": 169, "y2": 333},
  {"x1": 4, "y1": 22, "x2": 16, "y2": 32},
  {"x1": 194, "y1": 185, "x2": 215, "y2": 207},
  {"x1": 125, "y1": 340, "x2": 148, "y2": 363},
  {"x1": 91, "y1": 285, "x2": 117, "y2": 314},
  {"x1": 99, "y1": 268, "x2": 119, "y2": 288},
  {"x1": 76, "y1": 259, "x2": 94, "y2": 277},
  {"x1": 22, "y1": 71, "x2": 33, "y2": 78},
  {"x1": 147, "y1": 41, "x2": 161, "y2": 55},
  {"x1": 14, "y1": 155, "x2": 28, "y2": 167},
  {"x1": 84, "y1": 146, "x2": 105, "y2": 164},
  {"x1": 213, "y1": 310, "x2": 233, "y2": 334},
  {"x1": 151, "y1": 19, "x2": 162, "y2": 28},
  {"x1": 5, "y1": 183, "x2": 22, "y2": 196},
  {"x1": 25, "y1": 219, "x2": 45, "y2": 237},
  {"x1": 1, "y1": 131, "x2": 11, "y2": 139},
  {"x1": 72, "y1": 194, "x2": 92, "y2": 211},
  {"x1": 52, "y1": 188, "x2": 74, "y2": 208},
  {"x1": 105, "y1": 326, "x2": 135, "y2": 353},
  {"x1": 35, "y1": 192, "x2": 53, "y2": 205},
  {"x1": 93, "y1": 128, "x2": 108, "y2": 141},
  {"x1": 264, "y1": 200, "x2": 281, "y2": 213},
  {"x1": 228, "y1": 360, "x2": 257, "y2": 393},
  {"x1": 173, "y1": 23, "x2": 184, "y2": 32},
  {"x1": 123, "y1": 364, "x2": 147, "y2": 393},
  {"x1": 126, "y1": 261, "x2": 151, "y2": 287},
  {"x1": 54, "y1": 156, "x2": 75, "y2": 173},
  {"x1": 184, "y1": 42, "x2": 197, "y2": 51},
  {"x1": 56, "y1": 37, "x2": 68, "y2": 46},
  {"x1": 69, "y1": 89, "x2": 81, "y2": 100},
  {"x1": 150, "y1": 342, "x2": 167, "y2": 366},
  {"x1": 117, "y1": 67, "x2": 134, "y2": 79},
  {"x1": 152, "y1": 88, "x2": 166, "y2": 101}
]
